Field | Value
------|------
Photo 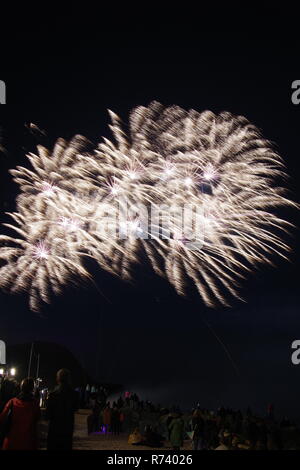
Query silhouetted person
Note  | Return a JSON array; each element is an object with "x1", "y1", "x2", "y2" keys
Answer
[
  {"x1": 102, "y1": 403, "x2": 112, "y2": 434},
  {"x1": 87, "y1": 400, "x2": 101, "y2": 434},
  {"x1": 117, "y1": 395, "x2": 124, "y2": 409},
  {"x1": 0, "y1": 378, "x2": 19, "y2": 413},
  {"x1": 192, "y1": 409, "x2": 204, "y2": 450},
  {"x1": 0, "y1": 377, "x2": 40, "y2": 450},
  {"x1": 169, "y1": 412, "x2": 184, "y2": 451},
  {"x1": 111, "y1": 405, "x2": 121, "y2": 435},
  {"x1": 45, "y1": 369, "x2": 79, "y2": 450}
]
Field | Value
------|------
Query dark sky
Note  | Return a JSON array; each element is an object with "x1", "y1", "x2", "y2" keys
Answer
[{"x1": 1, "y1": 17, "x2": 300, "y2": 417}]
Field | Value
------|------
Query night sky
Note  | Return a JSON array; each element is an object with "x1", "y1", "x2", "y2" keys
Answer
[{"x1": 1, "y1": 18, "x2": 300, "y2": 418}]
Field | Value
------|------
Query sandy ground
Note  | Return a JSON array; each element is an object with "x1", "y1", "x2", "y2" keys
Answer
[{"x1": 41, "y1": 409, "x2": 192, "y2": 451}]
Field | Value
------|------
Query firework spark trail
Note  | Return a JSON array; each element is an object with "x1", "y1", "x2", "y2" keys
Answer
[
  {"x1": 0, "y1": 102, "x2": 296, "y2": 311},
  {"x1": 0, "y1": 208, "x2": 90, "y2": 311},
  {"x1": 197, "y1": 311, "x2": 241, "y2": 376}
]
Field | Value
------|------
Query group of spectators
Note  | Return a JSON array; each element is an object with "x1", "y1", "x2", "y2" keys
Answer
[
  {"x1": 85, "y1": 390, "x2": 300, "y2": 450},
  {"x1": 88, "y1": 402, "x2": 125, "y2": 435},
  {"x1": 0, "y1": 369, "x2": 78, "y2": 450},
  {"x1": 1, "y1": 375, "x2": 300, "y2": 451},
  {"x1": 76, "y1": 384, "x2": 108, "y2": 410},
  {"x1": 190, "y1": 405, "x2": 299, "y2": 450},
  {"x1": 85, "y1": 390, "x2": 185, "y2": 450}
]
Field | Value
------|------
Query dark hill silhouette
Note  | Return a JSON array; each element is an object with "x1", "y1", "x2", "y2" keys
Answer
[
  {"x1": 5, "y1": 341, "x2": 123, "y2": 394},
  {"x1": 6, "y1": 341, "x2": 87, "y2": 388}
]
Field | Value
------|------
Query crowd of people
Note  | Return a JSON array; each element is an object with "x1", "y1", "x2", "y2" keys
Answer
[
  {"x1": 85, "y1": 390, "x2": 300, "y2": 450},
  {"x1": 1, "y1": 374, "x2": 300, "y2": 450},
  {"x1": 189, "y1": 405, "x2": 298, "y2": 450},
  {"x1": 85, "y1": 391, "x2": 185, "y2": 450}
]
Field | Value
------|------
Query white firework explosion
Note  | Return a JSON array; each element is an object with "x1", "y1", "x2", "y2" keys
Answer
[
  {"x1": 0, "y1": 102, "x2": 296, "y2": 311},
  {"x1": 0, "y1": 208, "x2": 89, "y2": 311}
]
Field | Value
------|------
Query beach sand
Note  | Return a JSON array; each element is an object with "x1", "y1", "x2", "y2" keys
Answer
[{"x1": 41, "y1": 409, "x2": 192, "y2": 451}]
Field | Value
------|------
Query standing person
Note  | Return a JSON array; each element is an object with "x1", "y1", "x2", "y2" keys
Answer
[
  {"x1": 0, "y1": 377, "x2": 19, "y2": 450},
  {"x1": 192, "y1": 409, "x2": 204, "y2": 450},
  {"x1": 169, "y1": 412, "x2": 185, "y2": 451},
  {"x1": 166, "y1": 412, "x2": 174, "y2": 440},
  {"x1": 119, "y1": 409, "x2": 125, "y2": 433},
  {"x1": 87, "y1": 399, "x2": 101, "y2": 435},
  {"x1": 111, "y1": 405, "x2": 121, "y2": 436},
  {"x1": 0, "y1": 377, "x2": 40, "y2": 450},
  {"x1": 117, "y1": 395, "x2": 124, "y2": 409},
  {"x1": 45, "y1": 369, "x2": 79, "y2": 450},
  {"x1": 102, "y1": 403, "x2": 112, "y2": 434},
  {"x1": 0, "y1": 378, "x2": 18, "y2": 413}
]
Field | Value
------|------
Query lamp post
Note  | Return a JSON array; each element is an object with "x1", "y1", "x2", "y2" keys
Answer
[
  {"x1": 36, "y1": 354, "x2": 40, "y2": 380},
  {"x1": 28, "y1": 342, "x2": 34, "y2": 377}
]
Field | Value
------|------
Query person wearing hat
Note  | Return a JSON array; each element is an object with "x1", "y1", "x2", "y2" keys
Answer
[{"x1": 169, "y1": 412, "x2": 185, "y2": 451}]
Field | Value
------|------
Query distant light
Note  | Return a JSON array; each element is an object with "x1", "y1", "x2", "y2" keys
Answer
[
  {"x1": 10, "y1": 368, "x2": 16, "y2": 376},
  {"x1": 184, "y1": 177, "x2": 193, "y2": 187},
  {"x1": 128, "y1": 220, "x2": 139, "y2": 231},
  {"x1": 110, "y1": 185, "x2": 119, "y2": 195},
  {"x1": 119, "y1": 219, "x2": 143, "y2": 237},
  {"x1": 41, "y1": 181, "x2": 57, "y2": 195},
  {"x1": 127, "y1": 171, "x2": 137, "y2": 180},
  {"x1": 162, "y1": 163, "x2": 176, "y2": 178},
  {"x1": 0, "y1": 368, "x2": 4, "y2": 376},
  {"x1": 203, "y1": 172, "x2": 214, "y2": 180},
  {"x1": 33, "y1": 241, "x2": 49, "y2": 260},
  {"x1": 203, "y1": 165, "x2": 217, "y2": 181}
]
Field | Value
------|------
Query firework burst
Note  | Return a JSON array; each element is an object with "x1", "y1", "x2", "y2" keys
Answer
[
  {"x1": 0, "y1": 210, "x2": 89, "y2": 311},
  {"x1": 0, "y1": 102, "x2": 296, "y2": 310}
]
